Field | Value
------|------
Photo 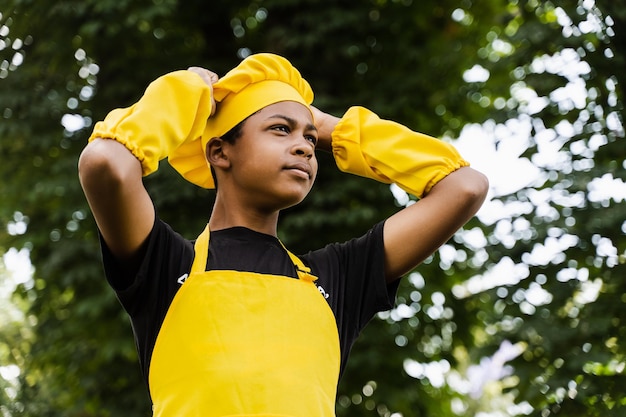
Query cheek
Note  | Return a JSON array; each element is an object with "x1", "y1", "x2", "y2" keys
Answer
[{"x1": 310, "y1": 159, "x2": 319, "y2": 182}]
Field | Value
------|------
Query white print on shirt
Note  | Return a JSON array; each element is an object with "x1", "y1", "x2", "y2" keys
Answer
[
  {"x1": 176, "y1": 271, "x2": 329, "y2": 299},
  {"x1": 316, "y1": 284, "x2": 330, "y2": 299},
  {"x1": 177, "y1": 273, "x2": 189, "y2": 285}
]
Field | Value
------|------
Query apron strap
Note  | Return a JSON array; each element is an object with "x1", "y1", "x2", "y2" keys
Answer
[
  {"x1": 191, "y1": 224, "x2": 318, "y2": 282},
  {"x1": 191, "y1": 224, "x2": 211, "y2": 274},
  {"x1": 282, "y1": 244, "x2": 318, "y2": 283}
]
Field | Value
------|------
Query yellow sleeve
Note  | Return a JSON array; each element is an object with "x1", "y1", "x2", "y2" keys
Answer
[
  {"x1": 88, "y1": 71, "x2": 213, "y2": 176},
  {"x1": 331, "y1": 106, "x2": 469, "y2": 198}
]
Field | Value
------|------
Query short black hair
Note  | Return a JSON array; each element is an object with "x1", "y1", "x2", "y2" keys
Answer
[{"x1": 221, "y1": 119, "x2": 246, "y2": 144}]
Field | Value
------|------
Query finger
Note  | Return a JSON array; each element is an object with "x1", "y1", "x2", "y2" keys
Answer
[
  {"x1": 187, "y1": 67, "x2": 219, "y2": 86},
  {"x1": 210, "y1": 98, "x2": 217, "y2": 117}
]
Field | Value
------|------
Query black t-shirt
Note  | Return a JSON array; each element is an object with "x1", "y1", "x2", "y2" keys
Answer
[{"x1": 101, "y1": 218, "x2": 399, "y2": 383}]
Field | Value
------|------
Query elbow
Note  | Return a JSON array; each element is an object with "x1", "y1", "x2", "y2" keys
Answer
[
  {"x1": 78, "y1": 140, "x2": 114, "y2": 190},
  {"x1": 78, "y1": 139, "x2": 141, "y2": 192},
  {"x1": 468, "y1": 169, "x2": 489, "y2": 198},
  {"x1": 460, "y1": 169, "x2": 490, "y2": 212}
]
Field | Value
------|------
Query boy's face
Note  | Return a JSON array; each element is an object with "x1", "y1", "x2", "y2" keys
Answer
[{"x1": 223, "y1": 101, "x2": 319, "y2": 211}]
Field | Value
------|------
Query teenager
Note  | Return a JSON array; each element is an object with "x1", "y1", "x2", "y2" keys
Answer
[{"x1": 79, "y1": 53, "x2": 488, "y2": 416}]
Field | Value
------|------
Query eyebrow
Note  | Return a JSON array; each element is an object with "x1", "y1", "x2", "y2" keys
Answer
[{"x1": 267, "y1": 114, "x2": 317, "y2": 133}]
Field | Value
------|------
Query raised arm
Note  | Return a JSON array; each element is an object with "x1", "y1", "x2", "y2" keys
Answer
[
  {"x1": 382, "y1": 166, "x2": 487, "y2": 280},
  {"x1": 313, "y1": 106, "x2": 488, "y2": 282},
  {"x1": 79, "y1": 138, "x2": 154, "y2": 267},
  {"x1": 78, "y1": 67, "x2": 217, "y2": 268}
]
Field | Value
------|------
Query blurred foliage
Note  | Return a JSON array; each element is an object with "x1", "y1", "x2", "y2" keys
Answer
[{"x1": 0, "y1": 0, "x2": 624, "y2": 416}]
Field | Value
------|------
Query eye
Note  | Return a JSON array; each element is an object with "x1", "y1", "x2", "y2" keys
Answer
[
  {"x1": 271, "y1": 124, "x2": 290, "y2": 134},
  {"x1": 305, "y1": 134, "x2": 318, "y2": 146}
]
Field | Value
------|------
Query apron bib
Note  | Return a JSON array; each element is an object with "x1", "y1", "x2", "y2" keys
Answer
[{"x1": 149, "y1": 225, "x2": 340, "y2": 416}]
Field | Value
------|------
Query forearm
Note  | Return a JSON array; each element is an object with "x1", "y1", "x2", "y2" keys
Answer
[
  {"x1": 311, "y1": 106, "x2": 339, "y2": 152},
  {"x1": 329, "y1": 106, "x2": 468, "y2": 198},
  {"x1": 89, "y1": 70, "x2": 213, "y2": 176}
]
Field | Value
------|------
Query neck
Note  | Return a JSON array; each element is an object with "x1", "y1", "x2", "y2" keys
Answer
[{"x1": 208, "y1": 195, "x2": 280, "y2": 236}]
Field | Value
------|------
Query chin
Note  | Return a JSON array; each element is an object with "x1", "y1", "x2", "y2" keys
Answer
[
  {"x1": 280, "y1": 195, "x2": 308, "y2": 210},
  {"x1": 274, "y1": 189, "x2": 311, "y2": 210}
]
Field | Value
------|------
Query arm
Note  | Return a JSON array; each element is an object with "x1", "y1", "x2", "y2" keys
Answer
[
  {"x1": 78, "y1": 138, "x2": 154, "y2": 268},
  {"x1": 311, "y1": 106, "x2": 339, "y2": 153},
  {"x1": 78, "y1": 67, "x2": 217, "y2": 269},
  {"x1": 382, "y1": 166, "x2": 488, "y2": 280},
  {"x1": 313, "y1": 106, "x2": 489, "y2": 283}
]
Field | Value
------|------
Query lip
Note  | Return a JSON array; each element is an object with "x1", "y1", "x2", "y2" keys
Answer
[{"x1": 284, "y1": 162, "x2": 312, "y2": 179}]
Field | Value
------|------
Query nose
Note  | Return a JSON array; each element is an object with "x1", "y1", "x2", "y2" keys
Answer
[{"x1": 293, "y1": 137, "x2": 314, "y2": 159}]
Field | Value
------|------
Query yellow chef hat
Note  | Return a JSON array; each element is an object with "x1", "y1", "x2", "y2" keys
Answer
[{"x1": 168, "y1": 53, "x2": 314, "y2": 189}]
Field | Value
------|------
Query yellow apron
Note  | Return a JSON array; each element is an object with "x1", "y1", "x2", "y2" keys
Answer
[{"x1": 149, "y1": 225, "x2": 340, "y2": 416}]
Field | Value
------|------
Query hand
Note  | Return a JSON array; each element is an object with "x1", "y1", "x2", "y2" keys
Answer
[
  {"x1": 310, "y1": 105, "x2": 340, "y2": 152},
  {"x1": 187, "y1": 67, "x2": 219, "y2": 116}
]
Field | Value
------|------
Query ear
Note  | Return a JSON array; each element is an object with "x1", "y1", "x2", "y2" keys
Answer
[{"x1": 206, "y1": 137, "x2": 231, "y2": 170}]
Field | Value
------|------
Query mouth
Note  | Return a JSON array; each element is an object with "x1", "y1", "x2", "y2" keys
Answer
[{"x1": 284, "y1": 162, "x2": 312, "y2": 179}]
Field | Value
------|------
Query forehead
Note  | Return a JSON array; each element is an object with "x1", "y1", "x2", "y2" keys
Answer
[{"x1": 253, "y1": 101, "x2": 314, "y2": 124}]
